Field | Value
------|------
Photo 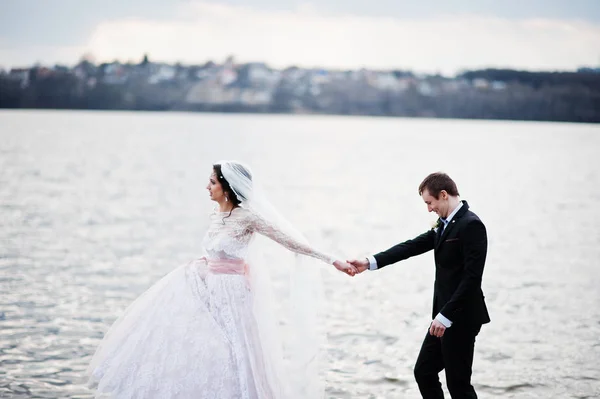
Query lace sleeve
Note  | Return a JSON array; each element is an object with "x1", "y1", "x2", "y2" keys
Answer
[{"x1": 248, "y1": 212, "x2": 336, "y2": 265}]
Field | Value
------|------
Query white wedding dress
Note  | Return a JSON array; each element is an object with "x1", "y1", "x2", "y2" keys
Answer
[{"x1": 87, "y1": 207, "x2": 335, "y2": 399}]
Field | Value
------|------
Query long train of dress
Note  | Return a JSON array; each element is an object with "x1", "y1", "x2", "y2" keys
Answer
[{"x1": 87, "y1": 207, "x2": 335, "y2": 398}]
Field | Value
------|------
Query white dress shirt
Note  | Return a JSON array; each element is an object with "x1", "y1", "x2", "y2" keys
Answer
[{"x1": 367, "y1": 201, "x2": 463, "y2": 328}]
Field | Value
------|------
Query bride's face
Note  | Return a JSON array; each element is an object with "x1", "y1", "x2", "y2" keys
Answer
[{"x1": 206, "y1": 171, "x2": 225, "y2": 202}]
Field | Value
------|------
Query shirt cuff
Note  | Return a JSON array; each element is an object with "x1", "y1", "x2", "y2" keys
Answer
[
  {"x1": 435, "y1": 313, "x2": 453, "y2": 328},
  {"x1": 367, "y1": 256, "x2": 378, "y2": 270}
]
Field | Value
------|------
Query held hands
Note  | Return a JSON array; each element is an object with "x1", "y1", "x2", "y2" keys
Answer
[
  {"x1": 333, "y1": 260, "x2": 358, "y2": 277},
  {"x1": 346, "y1": 258, "x2": 370, "y2": 274},
  {"x1": 332, "y1": 258, "x2": 370, "y2": 277}
]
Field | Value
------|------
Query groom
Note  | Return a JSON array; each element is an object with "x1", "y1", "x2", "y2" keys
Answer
[{"x1": 349, "y1": 172, "x2": 490, "y2": 399}]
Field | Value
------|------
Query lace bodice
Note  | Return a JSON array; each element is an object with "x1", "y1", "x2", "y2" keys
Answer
[{"x1": 202, "y1": 207, "x2": 335, "y2": 265}]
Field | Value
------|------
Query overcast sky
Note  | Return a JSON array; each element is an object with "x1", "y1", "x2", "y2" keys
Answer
[{"x1": 1, "y1": 0, "x2": 599, "y2": 74}]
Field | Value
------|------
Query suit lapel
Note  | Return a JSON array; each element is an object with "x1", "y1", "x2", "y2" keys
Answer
[{"x1": 435, "y1": 200, "x2": 469, "y2": 250}]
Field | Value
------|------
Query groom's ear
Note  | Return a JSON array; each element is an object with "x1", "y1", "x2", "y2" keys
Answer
[{"x1": 439, "y1": 190, "x2": 448, "y2": 200}]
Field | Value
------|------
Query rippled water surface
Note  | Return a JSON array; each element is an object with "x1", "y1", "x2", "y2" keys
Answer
[{"x1": 1, "y1": 110, "x2": 599, "y2": 398}]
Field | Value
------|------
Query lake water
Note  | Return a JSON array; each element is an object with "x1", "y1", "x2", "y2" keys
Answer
[{"x1": 1, "y1": 110, "x2": 599, "y2": 398}]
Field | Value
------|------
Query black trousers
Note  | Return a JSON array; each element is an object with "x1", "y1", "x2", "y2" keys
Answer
[{"x1": 414, "y1": 323, "x2": 480, "y2": 399}]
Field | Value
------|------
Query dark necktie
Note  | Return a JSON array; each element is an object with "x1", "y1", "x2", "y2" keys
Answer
[
  {"x1": 440, "y1": 218, "x2": 447, "y2": 233},
  {"x1": 436, "y1": 219, "x2": 445, "y2": 239}
]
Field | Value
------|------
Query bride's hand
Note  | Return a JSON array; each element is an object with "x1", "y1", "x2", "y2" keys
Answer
[
  {"x1": 347, "y1": 258, "x2": 369, "y2": 274},
  {"x1": 333, "y1": 260, "x2": 357, "y2": 277}
]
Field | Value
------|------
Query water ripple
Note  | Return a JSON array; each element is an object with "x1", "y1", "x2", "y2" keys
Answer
[{"x1": 1, "y1": 110, "x2": 600, "y2": 398}]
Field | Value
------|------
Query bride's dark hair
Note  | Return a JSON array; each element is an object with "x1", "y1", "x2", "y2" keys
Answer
[{"x1": 213, "y1": 163, "x2": 252, "y2": 220}]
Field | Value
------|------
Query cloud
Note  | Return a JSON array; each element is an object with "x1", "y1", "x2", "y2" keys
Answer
[
  {"x1": 4, "y1": 2, "x2": 600, "y2": 73},
  {"x1": 0, "y1": 38, "x2": 87, "y2": 68}
]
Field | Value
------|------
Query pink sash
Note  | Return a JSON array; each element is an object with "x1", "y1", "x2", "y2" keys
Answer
[{"x1": 207, "y1": 258, "x2": 249, "y2": 276}]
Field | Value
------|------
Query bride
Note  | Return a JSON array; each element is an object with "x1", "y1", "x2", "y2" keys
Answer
[{"x1": 87, "y1": 160, "x2": 357, "y2": 398}]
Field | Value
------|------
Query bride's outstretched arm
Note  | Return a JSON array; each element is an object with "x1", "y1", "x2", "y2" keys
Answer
[{"x1": 248, "y1": 213, "x2": 356, "y2": 275}]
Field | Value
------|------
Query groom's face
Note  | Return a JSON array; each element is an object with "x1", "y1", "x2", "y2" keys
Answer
[{"x1": 422, "y1": 189, "x2": 449, "y2": 218}]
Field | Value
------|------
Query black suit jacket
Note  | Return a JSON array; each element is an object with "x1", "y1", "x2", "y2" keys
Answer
[{"x1": 374, "y1": 201, "x2": 490, "y2": 328}]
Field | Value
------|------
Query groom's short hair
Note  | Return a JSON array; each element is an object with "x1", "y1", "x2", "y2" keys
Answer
[{"x1": 419, "y1": 172, "x2": 460, "y2": 198}]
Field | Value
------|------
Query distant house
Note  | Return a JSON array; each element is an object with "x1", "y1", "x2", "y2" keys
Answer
[
  {"x1": 246, "y1": 63, "x2": 280, "y2": 86},
  {"x1": 491, "y1": 81, "x2": 507, "y2": 90},
  {"x1": 309, "y1": 70, "x2": 330, "y2": 85},
  {"x1": 327, "y1": 71, "x2": 346, "y2": 81},
  {"x1": 472, "y1": 78, "x2": 489, "y2": 89},
  {"x1": 35, "y1": 67, "x2": 56, "y2": 78},
  {"x1": 148, "y1": 65, "x2": 177, "y2": 84},
  {"x1": 282, "y1": 67, "x2": 306, "y2": 82},
  {"x1": 397, "y1": 77, "x2": 415, "y2": 91},
  {"x1": 186, "y1": 80, "x2": 231, "y2": 104},
  {"x1": 349, "y1": 69, "x2": 366, "y2": 82},
  {"x1": 370, "y1": 72, "x2": 399, "y2": 91},
  {"x1": 74, "y1": 61, "x2": 97, "y2": 79},
  {"x1": 417, "y1": 81, "x2": 435, "y2": 96},
  {"x1": 442, "y1": 79, "x2": 460, "y2": 93},
  {"x1": 219, "y1": 67, "x2": 237, "y2": 86},
  {"x1": 195, "y1": 69, "x2": 214, "y2": 80},
  {"x1": 240, "y1": 89, "x2": 273, "y2": 105},
  {"x1": 102, "y1": 63, "x2": 127, "y2": 85},
  {"x1": 53, "y1": 65, "x2": 70, "y2": 73},
  {"x1": 8, "y1": 68, "x2": 30, "y2": 87}
]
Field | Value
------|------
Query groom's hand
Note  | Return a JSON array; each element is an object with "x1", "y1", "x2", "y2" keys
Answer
[
  {"x1": 347, "y1": 258, "x2": 369, "y2": 274},
  {"x1": 333, "y1": 260, "x2": 357, "y2": 277},
  {"x1": 429, "y1": 319, "x2": 446, "y2": 338}
]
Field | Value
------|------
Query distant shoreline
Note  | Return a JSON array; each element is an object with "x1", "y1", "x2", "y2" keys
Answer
[{"x1": 2, "y1": 65, "x2": 599, "y2": 123}]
